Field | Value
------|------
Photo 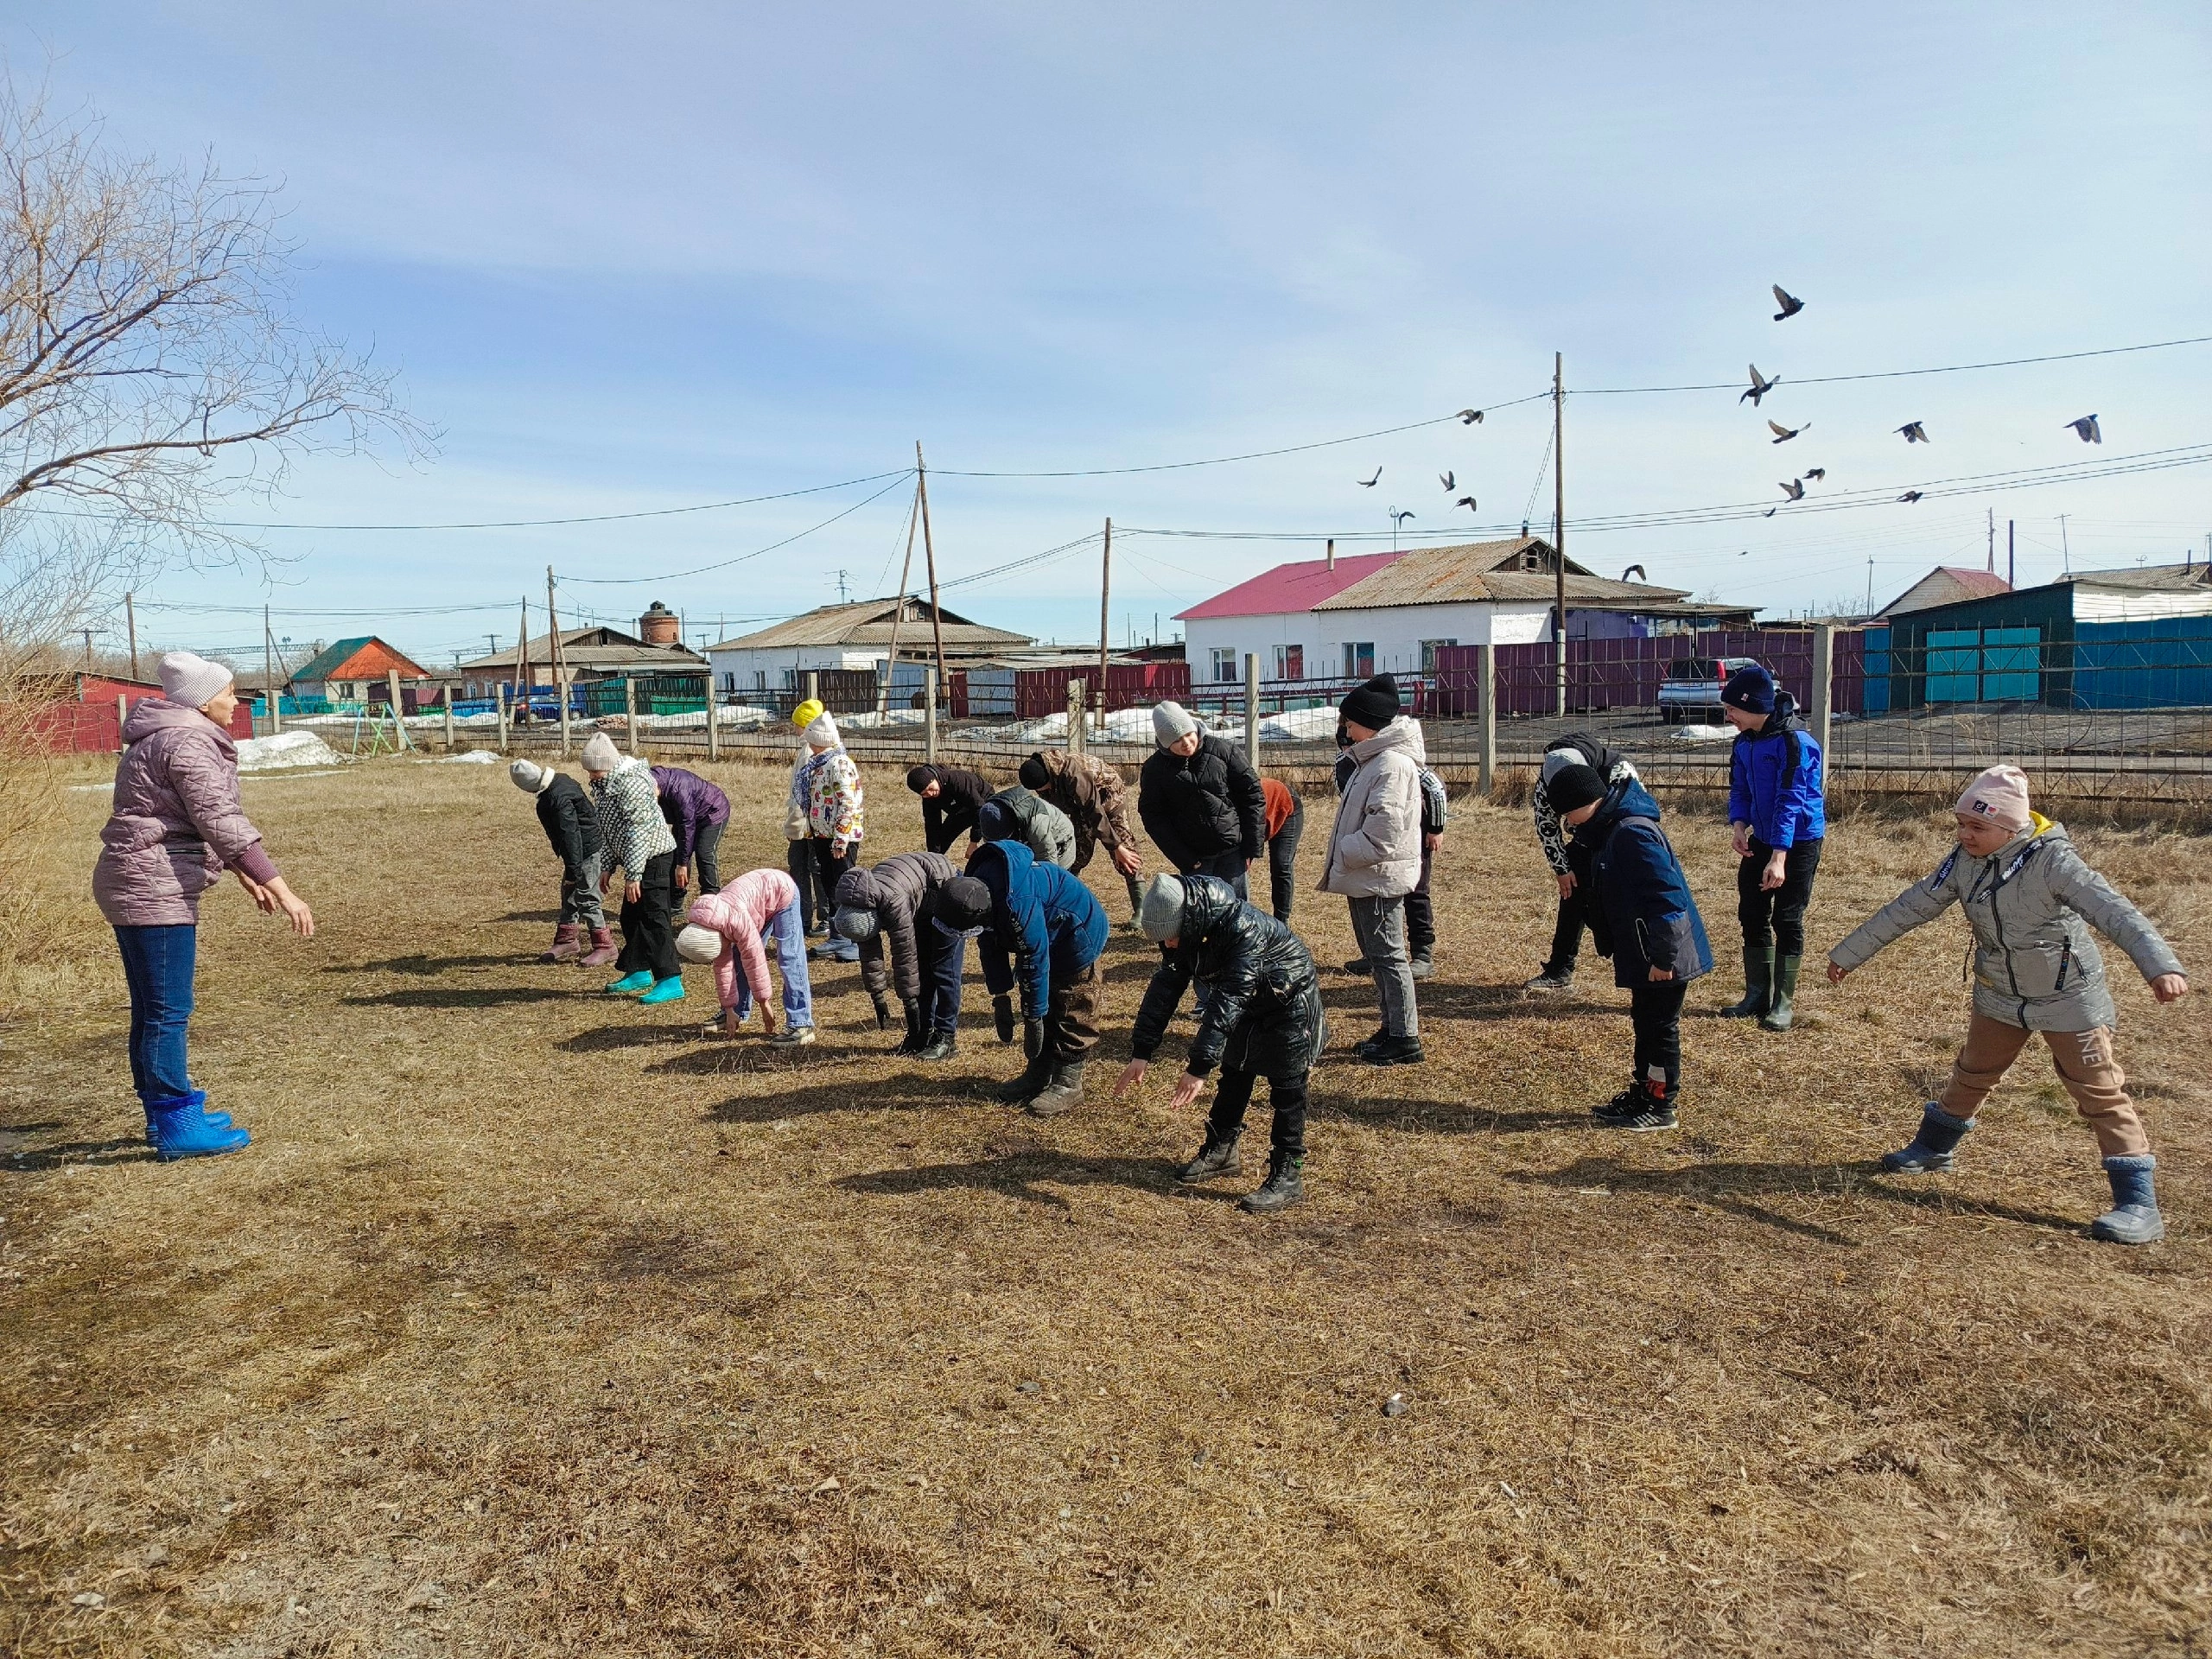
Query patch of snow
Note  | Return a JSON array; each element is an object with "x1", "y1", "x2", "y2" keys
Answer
[
  {"x1": 1669, "y1": 724, "x2": 1735, "y2": 742},
  {"x1": 436, "y1": 749, "x2": 505, "y2": 764},
  {"x1": 236, "y1": 730, "x2": 346, "y2": 771}
]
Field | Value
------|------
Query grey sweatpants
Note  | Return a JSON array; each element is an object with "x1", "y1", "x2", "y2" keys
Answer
[
  {"x1": 1347, "y1": 895, "x2": 1419, "y2": 1038},
  {"x1": 560, "y1": 850, "x2": 607, "y2": 931}
]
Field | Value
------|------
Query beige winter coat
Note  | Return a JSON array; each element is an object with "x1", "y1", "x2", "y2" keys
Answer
[{"x1": 1318, "y1": 716, "x2": 1425, "y2": 899}]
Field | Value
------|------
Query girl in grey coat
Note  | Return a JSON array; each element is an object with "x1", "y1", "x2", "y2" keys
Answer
[{"x1": 1827, "y1": 765, "x2": 2187, "y2": 1245}]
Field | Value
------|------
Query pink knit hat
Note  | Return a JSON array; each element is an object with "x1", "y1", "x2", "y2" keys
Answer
[{"x1": 1955, "y1": 764, "x2": 2032, "y2": 832}]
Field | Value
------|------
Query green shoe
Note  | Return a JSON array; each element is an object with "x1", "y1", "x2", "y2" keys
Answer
[
  {"x1": 605, "y1": 970, "x2": 653, "y2": 995},
  {"x1": 1760, "y1": 956, "x2": 1802, "y2": 1032},
  {"x1": 638, "y1": 976, "x2": 687, "y2": 1007},
  {"x1": 1720, "y1": 947, "x2": 1772, "y2": 1019}
]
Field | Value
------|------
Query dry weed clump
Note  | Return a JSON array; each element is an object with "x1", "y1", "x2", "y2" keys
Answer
[{"x1": 2, "y1": 756, "x2": 2209, "y2": 1657}]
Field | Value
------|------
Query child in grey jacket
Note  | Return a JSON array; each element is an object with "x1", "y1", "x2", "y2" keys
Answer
[{"x1": 1827, "y1": 765, "x2": 2188, "y2": 1245}]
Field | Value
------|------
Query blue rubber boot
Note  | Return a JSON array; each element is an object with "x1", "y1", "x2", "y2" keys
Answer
[
  {"x1": 605, "y1": 970, "x2": 654, "y2": 995},
  {"x1": 141, "y1": 1090, "x2": 231, "y2": 1147},
  {"x1": 1879, "y1": 1104, "x2": 1973, "y2": 1173},
  {"x1": 147, "y1": 1096, "x2": 251, "y2": 1161},
  {"x1": 638, "y1": 976, "x2": 686, "y2": 1007},
  {"x1": 2090, "y1": 1155, "x2": 2164, "y2": 1245}
]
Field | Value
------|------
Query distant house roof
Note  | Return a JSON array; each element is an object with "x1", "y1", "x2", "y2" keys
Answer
[
  {"x1": 1174, "y1": 550, "x2": 1406, "y2": 621},
  {"x1": 706, "y1": 597, "x2": 1032, "y2": 657},
  {"x1": 285, "y1": 636, "x2": 432, "y2": 686},
  {"x1": 2059, "y1": 560, "x2": 2212, "y2": 592},
  {"x1": 1313, "y1": 537, "x2": 1757, "y2": 621},
  {"x1": 1880, "y1": 566, "x2": 2012, "y2": 617},
  {"x1": 452, "y1": 625, "x2": 703, "y2": 677}
]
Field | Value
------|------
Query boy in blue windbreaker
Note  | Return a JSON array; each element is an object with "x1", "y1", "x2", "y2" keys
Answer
[
  {"x1": 1550, "y1": 762, "x2": 1714, "y2": 1131},
  {"x1": 1719, "y1": 664, "x2": 1825, "y2": 1033},
  {"x1": 964, "y1": 838, "x2": 1110, "y2": 1117}
]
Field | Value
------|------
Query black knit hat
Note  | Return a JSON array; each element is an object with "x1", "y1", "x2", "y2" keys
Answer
[
  {"x1": 934, "y1": 876, "x2": 993, "y2": 931},
  {"x1": 1338, "y1": 672, "x2": 1401, "y2": 731},
  {"x1": 906, "y1": 765, "x2": 937, "y2": 793},
  {"x1": 1018, "y1": 754, "x2": 1050, "y2": 791},
  {"x1": 1545, "y1": 762, "x2": 1608, "y2": 815}
]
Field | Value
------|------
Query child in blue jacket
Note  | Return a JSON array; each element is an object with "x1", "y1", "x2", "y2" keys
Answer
[
  {"x1": 1719, "y1": 664, "x2": 1825, "y2": 1033},
  {"x1": 1551, "y1": 762, "x2": 1714, "y2": 1131},
  {"x1": 964, "y1": 838, "x2": 1109, "y2": 1117}
]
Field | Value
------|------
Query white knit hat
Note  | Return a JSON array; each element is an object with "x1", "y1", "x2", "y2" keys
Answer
[
  {"x1": 157, "y1": 652, "x2": 233, "y2": 710},
  {"x1": 581, "y1": 733, "x2": 621, "y2": 772},
  {"x1": 509, "y1": 759, "x2": 549, "y2": 792},
  {"x1": 1152, "y1": 701, "x2": 1198, "y2": 747},
  {"x1": 675, "y1": 925, "x2": 724, "y2": 964},
  {"x1": 806, "y1": 711, "x2": 841, "y2": 749}
]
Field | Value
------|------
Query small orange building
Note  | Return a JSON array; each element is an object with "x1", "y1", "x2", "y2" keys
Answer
[{"x1": 285, "y1": 636, "x2": 432, "y2": 704}]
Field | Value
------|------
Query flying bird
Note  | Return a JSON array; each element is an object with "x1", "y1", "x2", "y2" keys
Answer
[
  {"x1": 1802, "y1": 467, "x2": 1827, "y2": 481},
  {"x1": 1897, "y1": 491, "x2": 1924, "y2": 503},
  {"x1": 1771, "y1": 284, "x2": 1805, "y2": 321},
  {"x1": 1768, "y1": 419, "x2": 1808, "y2": 443},
  {"x1": 1779, "y1": 479, "x2": 1805, "y2": 501},
  {"x1": 1741, "y1": 365, "x2": 1779, "y2": 406},
  {"x1": 1439, "y1": 470, "x2": 1455, "y2": 490},
  {"x1": 1455, "y1": 495, "x2": 1479, "y2": 512},
  {"x1": 1897, "y1": 422, "x2": 1929, "y2": 443},
  {"x1": 2066, "y1": 414, "x2": 2101, "y2": 444},
  {"x1": 1458, "y1": 409, "x2": 1484, "y2": 424},
  {"x1": 1622, "y1": 564, "x2": 1647, "y2": 582},
  {"x1": 1389, "y1": 509, "x2": 1416, "y2": 524},
  {"x1": 1763, "y1": 508, "x2": 1778, "y2": 518},
  {"x1": 1357, "y1": 467, "x2": 1382, "y2": 486}
]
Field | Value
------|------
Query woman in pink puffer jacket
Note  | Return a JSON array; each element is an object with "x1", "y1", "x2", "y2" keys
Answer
[{"x1": 92, "y1": 653, "x2": 315, "y2": 1160}]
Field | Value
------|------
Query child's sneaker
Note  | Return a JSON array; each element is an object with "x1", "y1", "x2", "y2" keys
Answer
[
  {"x1": 771, "y1": 1025, "x2": 816, "y2": 1046},
  {"x1": 1592, "y1": 1084, "x2": 1677, "y2": 1132}
]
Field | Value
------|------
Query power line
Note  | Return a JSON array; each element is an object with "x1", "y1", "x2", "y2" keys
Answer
[
  {"x1": 1574, "y1": 332, "x2": 2212, "y2": 396},
  {"x1": 559, "y1": 475, "x2": 915, "y2": 584}
]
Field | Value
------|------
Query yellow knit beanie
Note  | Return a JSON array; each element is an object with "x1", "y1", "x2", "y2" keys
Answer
[{"x1": 792, "y1": 697, "x2": 825, "y2": 730}]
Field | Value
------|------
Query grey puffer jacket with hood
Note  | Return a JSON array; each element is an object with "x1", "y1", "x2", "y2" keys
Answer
[
  {"x1": 979, "y1": 786, "x2": 1077, "y2": 869},
  {"x1": 1318, "y1": 715, "x2": 1425, "y2": 898},
  {"x1": 93, "y1": 696, "x2": 279, "y2": 927},
  {"x1": 1829, "y1": 814, "x2": 2183, "y2": 1031}
]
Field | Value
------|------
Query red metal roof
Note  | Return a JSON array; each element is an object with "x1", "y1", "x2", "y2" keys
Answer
[
  {"x1": 1937, "y1": 567, "x2": 2013, "y2": 599},
  {"x1": 1174, "y1": 551, "x2": 1407, "y2": 621}
]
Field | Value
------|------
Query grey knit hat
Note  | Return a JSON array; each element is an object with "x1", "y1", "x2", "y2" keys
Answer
[
  {"x1": 675, "y1": 925, "x2": 724, "y2": 964},
  {"x1": 1152, "y1": 701, "x2": 1198, "y2": 747},
  {"x1": 509, "y1": 759, "x2": 550, "y2": 793},
  {"x1": 1138, "y1": 873, "x2": 1187, "y2": 942},
  {"x1": 157, "y1": 651, "x2": 233, "y2": 710},
  {"x1": 581, "y1": 733, "x2": 621, "y2": 772},
  {"x1": 830, "y1": 905, "x2": 880, "y2": 942}
]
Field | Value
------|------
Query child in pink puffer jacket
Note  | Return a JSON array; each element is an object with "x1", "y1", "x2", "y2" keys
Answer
[{"x1": 677, "y1": 868, "x2": 816, "y2": 1045}]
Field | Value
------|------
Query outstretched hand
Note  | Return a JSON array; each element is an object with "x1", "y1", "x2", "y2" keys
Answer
[
  {"x1": 1166, "y1": 1071, "x2": 1206, "y2": 1110},
  {"x1": 2152, "y1": 973, "x2": 2189, "y2": 1004},
  {"x1": 1114, "y1": 1059, "x2": 1147, "y2": 1098}
]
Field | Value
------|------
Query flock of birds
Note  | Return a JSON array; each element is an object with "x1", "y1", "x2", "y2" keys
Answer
[
  {"x1": 1349, "y1": 285, "x2": 2112, "y2": 536},
  {"x1": 1746, "y1": 286, "x2": 2103, "y2": 517}
]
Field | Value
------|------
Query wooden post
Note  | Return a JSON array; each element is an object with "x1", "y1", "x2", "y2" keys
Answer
[
  {"x1": 1552, "y1": 350, "x2": 1567, "y2": 719},
  {"x1": 263, "y1": 604, "x2": 281, "y2": 734},
  {"x1": 705, "y1": 669, "x2": 721, "y2": 762},
  {"x1": 497, "y1": 683, "x2": 510, "y2": 752},
  {"x1": 805, "y1": 669, "x2": 820, "y2": 709},
  {"x1": 1067, "y1": 678, "x2": 1085, "y2": 760},
  {"x1": 125, "y1": 591, "x2": 139, "y2": 682},
  {"x1": 516, "y1": 597, "x2": 532, "y2": 727},
  {"x1": 1097, "y1": 517, "x2": 1112, "y2": 736},
  {"x1": 1478, "y1": 642, "x2": 1497, "y2": 798},
  {"x1": 881, "y1": 486, "x2": 921, "y2": 718},
  {"x1": 624, "y1": 677, "x2": 639, "y2": 755},
  {"x1": 387, "y1": 668, "x2": 412, "y2": 750},
  {"x1": 443, "y1": 690, "x2": 456, "y2": 753},
  {"x1": 118, "y1": 693, "x2": 129, "y2": 752},
  {"x1": 546, "y1": 563, "x2": 569, "y2": 758},
  {"x1": 1243, "y1": 652, "x2": 1262, "y2": 763},
  {"x1": 1810, "y1": 622, "x2": 1835, "y2": 791},
  {"x1": 925, "y1": 667, "x2": 939, "y2": 764},
  {"x1": 557, "y1": 667, "x2": 572, "y2": 758},
  {"x1": 916, "y1": 442, "x2": 949, "y2": 701}
]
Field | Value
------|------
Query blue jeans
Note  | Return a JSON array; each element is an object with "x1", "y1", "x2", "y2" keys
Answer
[
  {"x1": 728, "y1": 898, "x2": 814, "y2": 1028},
  {"x1": 115, "y1": 925, "x2": 197, "y2": 1108},
  {"x1": 919, "y1": 922, "x2": 969, "y2": 1038}
]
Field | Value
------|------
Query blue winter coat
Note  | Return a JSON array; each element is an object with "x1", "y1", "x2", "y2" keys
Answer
[
  {"x1": 1570, "y1": 779, "x2": 1715, "y2": 990},
  {"x1": 967, "y1": 838, "x2": 1109, "y2": 1019},
  {"x1": 1726, "y1": 711, "x2": 1825, "y2": 849}
]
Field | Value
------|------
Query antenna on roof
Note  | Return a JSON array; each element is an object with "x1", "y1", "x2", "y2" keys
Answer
[{"x1": 835, "y1": 569, "x2": 850, "y2": 604}]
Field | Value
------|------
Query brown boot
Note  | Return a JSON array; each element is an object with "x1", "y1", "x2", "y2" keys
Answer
[
  {"x1": 578, "y1": 926, "x2": 618, "y2": 967},
  {"x1": 543, "y1": 923, "x2": 583, "y2": 963}
]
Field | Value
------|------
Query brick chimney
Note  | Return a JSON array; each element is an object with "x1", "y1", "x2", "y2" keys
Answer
[{"x1": 638, "y1": 601, "x2": 678, "y2": 645}]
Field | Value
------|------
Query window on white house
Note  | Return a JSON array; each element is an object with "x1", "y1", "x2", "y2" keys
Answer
[
  {"x1": 1342, "y1": 642, "x2": 1376, "y2": 679},
  {"x1": 1420, "y1": 639, "x2": 1458, "y2": 674},
  {"x1": 1211, "y1": 647, "x2": 1238, "y2": 683},
  {"x1": 1273, "y1": 644, "x2": 1304, "y2": 681}
]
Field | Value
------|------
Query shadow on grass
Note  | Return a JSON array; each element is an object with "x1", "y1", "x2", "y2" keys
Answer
[
  {"x1": 1315, "y1": 1095, "x2": 1594, "y2": 1135},
  {"x1": 1316, "y1": 980, "x2": 1619, "y2": 1022},
  {"x1": 4, "y1": 1135, "x2": 157, "y2": 1172},
  {"x1": 705, "y1": 1067, "x2": 1021, "y2": 1121},
  {"x1": 497, "y1": 909, "x2": 562, "y2": 924},
  {"x1": 836, "y1": 1148, "x2": 1175, "y2": 1210},
  {"x1": 340, "y1": 986, "x2": 578, "y2": 1009},
  {"x1": 323, "y1": 952, "x2": 530, "y2": 976}
]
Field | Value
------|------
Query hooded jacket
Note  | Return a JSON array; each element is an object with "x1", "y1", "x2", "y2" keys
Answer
[
  {"x1": 833, "y1": 851, "x2": 963, "y2": 1004},
  {"x1": 1139, "y1": 733, "x2": 1267, "y2": 870},
  {"x1": 909, "y1": 765, "x2": 994, "y2": 854},
  {"x1": 967, "y1": 838, "x2": 1109, "y2": 1019},
  {"x1": 1828, "y1": 815, "x2": 2183, "y2": 1031},
  {"x1": 1727, "y1": 700, "x2": 1825, "y2": 849},
  {"x1": 1027, "y1": 751, "x2": 1137, "y2": 856},
  {"x1": 651, "y1": 766, "x2": 731, "y2": 865},
  {"x1": 1568, "y1": 777, "x2": 1714, "y2": 990},
  {"x1": 979, "y1": 786, "x2": 1077, "y2": 869},
  {"x1": 1532, "y1": 733, "x2": 1638, "y2": 875},
  {"x1": 1130, "y1": 874, "x2": 1325, "y2": 1080},
  {"x1": 795, "y1": 740, "x2": 865, "y2": 844},
  {"x1": 1319, "y1": 715, "x2": 1426, "y2": 898},
  {"x1": 593, "y1": 755, "x2": 677, "y2": 877},
  {"x1": 685, "y1": 868, "x2": 801, "y2": 1011},
  {"x1": 535, "y1": 772, "x2": 602, "y2": 874},
  {"x1": 1332, "y1": 752, "x2": 1445, "y2": 836},
  {"x1": 93, "y1": 696, "x2": 280, "y2": 927}
]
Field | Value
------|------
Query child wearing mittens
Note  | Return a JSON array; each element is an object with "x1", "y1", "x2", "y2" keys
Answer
[
  {"x1": 678, "y1": 868, "x2": 816, "y2": 1046},
  {"x1": 1827, "y1": 765, "x2": 2188, "y2": 1245}
]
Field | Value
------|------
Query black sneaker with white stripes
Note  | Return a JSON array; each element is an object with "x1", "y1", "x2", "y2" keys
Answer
[{"x1": 1592, "y1": 1084, "x2": 1677, "y2": 1132}]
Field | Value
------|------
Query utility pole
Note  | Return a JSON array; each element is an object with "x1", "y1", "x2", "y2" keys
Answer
[
  {"x1": 2007, "y1": 520, "x2": 2015, "y2": 589},
  {"x1": 124, "y1": 592, "x2": 139, "y2": 680},
  {"x1": 79, "y1": 628, "x2": 94, "y2": 671},
  {"x1": 2058, "y1": 514, "x2": 2072, "y2": 573},
  {"x1": 1986, "y1": 508, "x2": 1995, "y2": 573},
  {"x1": 264, "y1": 604, "x2": 281, "y2": 734},
  {"x1": 547, "y1": 564, "x2": 570, "y2": 758},
  {"x1": 1552, "y1": 349, "x2": 1567, "y2": 717},
  {"x1": 517, "y1": 597, "x2": 532, "y2": 725},
  {"x1": 916, "y1": 442, "x2": 948, "y2": 715},
  {"x1": 880, "y1": 481, "x2": 921, "y2": 718},
  {"x1": 1097, "y1": 518, "x2": 1112, "y2": 737},
  {"x1": 835, "y1": 569, "x2": 850, "y2": 605},
  {"x1": 1866, "y1": 554, "x2": 1874, "y2": 619}
]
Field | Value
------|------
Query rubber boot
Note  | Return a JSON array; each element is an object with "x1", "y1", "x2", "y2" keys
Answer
[
  {"x1": 579, "y1": 927, "x2": 618, "y2": 967},
  {"x1": 994, "y1": 1054, "x2": 1052, "y2": 1104},
  {"x1": 2090, "y1": 1154, "x2": 2164, "y2": 1244},
  {"x1": 142, "y1": 1089, "x2": 231, "y2": 1147},
  {"x1": 1760, "y1": 956, "x2": 1802, "y2": 1032},
  {"x1": 1176, "y1": 1130, "x2": 1243, "y2": 1183},
  {"x1": 1123, "y1": 869, "x2": 1144, "y2": 923},
  {"x1": 605, "y1": 969, "x2": 654, "y2": 995},
  {"x1": 1721, "y1": 947, "x2": 1773, "y2": 1019},
  {"x1": 638, "y1": 976, "x2": 686, "y2": 1007},
  {"x1": 1878, "y1": 1103, "x2": 1973, "y2": 1173},
  {"x1": 1239, "y1": 1152, "x2": 1304, "y2": 1214},
  {"x1": 1026, "y1": 1059, "x2": 1088, "y2": 1117},
  {"x1": 147, "y1": 1096, "x2": 251, "y2": 1161},
  {"x1": 543, "y1": 923, "x2": 583, "y2": 963}
]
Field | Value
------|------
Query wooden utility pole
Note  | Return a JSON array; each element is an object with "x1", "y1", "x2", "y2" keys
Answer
[
  {"x1": 124, "y1": 592, "x2": 139, "y2": 681},
  {"x1": 1243, "y1": 652, "x2": 1261, "y2": 764},
  {"x1": 1552, "y1": 350, "x2": 1567, "y2": 718},
  {"x1": 386, "y1": 668, "x2": 413, "y2": 751},
  {"x1": 516, "y1": 597, "x2": 532, "y2": 725},
  {"x1": 1097, "y1": 517, "x2": 1113, "y2": 736},
  {"x1": 2007, "y1": 520, "x2": 2016, "y2": 589},
  {"x1": 881, "y1": 484, "x2": 921, "y2": 718},
  {"x1": 1478, "y1": 642, "x2": 1497, "y2": 798},
  {"x1": 1067, "y1": 678, "x2": 1086, "y2": 760},
  {"x1": 1809, "y1": 623, "x2": 1835, "y2": 791},
  {"x1": 546, "y1": 564, "x2": 569, "y2": 757},
  {"x1": 264, "y1": 605, "x2": 281, "y2": 734},
  {"x1": 924, "y1": 667, "x2": 939, "y2": 764},
  {"x1": 624, "y1": 676, "x2": 639, "y2": 755},
  {"x1": 916, "y1": 442, "x2": 949, "y2": 714}
]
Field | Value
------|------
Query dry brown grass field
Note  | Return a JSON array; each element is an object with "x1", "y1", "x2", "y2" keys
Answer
[{"x1": 3, "y1": 754, "x2": 2209, "y2": 1658}]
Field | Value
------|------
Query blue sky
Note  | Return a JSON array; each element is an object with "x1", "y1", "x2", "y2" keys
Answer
[{"x1": 14, "y1": 3, "x2": 2211, "y2": 667}]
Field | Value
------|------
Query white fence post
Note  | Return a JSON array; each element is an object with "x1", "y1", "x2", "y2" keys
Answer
[
  {"x1": 925, "y1": 668, "x2": 939, "y2": 764},
  {"x1": 1243, "y1": 652, "x2": 1261, "y2": 762},
  {"x1": 1810, "y1": 622, "x2": 1835, "y2": 791},
  {"x1": 1478, "y1": 642, "x2": 1497, "y2": 798}
]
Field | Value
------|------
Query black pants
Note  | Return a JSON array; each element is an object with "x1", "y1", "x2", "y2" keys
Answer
[
  {"x1": 617, "y1": 851, "x2": 680, "y2": 982},
  {"x1": 1543, "y1": 882, "x2": 1588, "y2": 976},
  {"x1": 809, "y1": 837, "x2": 858, "y2": 921},
  {"x1": 1404, "y1": 842, "x2": 1435, "y2": 958},
  {"x1": 689, "y1": 819, "x2": 725, "y2": 894},
  {"x1": 786, "y1": 840, "x2": 820, "y2": 933},
  {"x1": 1737, "y1": 836, "x2": 1823, "y2": 957},
  {"x1": 1191, "y1": 849, "x2": 1249, "y2": 900},
  {"x1": 1208, "y1": 1066, "x2": 1309, "y2": 1160},
  {"x1": 918, "y1": 926, "x2": 968, "y2": 1038},
  {"x1": 1266, "y1": 802, "x2": 1304, "y2": 924},
  {"x1": 1630, "y1": 982, "x2": 1688, "y2": 1099}
]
